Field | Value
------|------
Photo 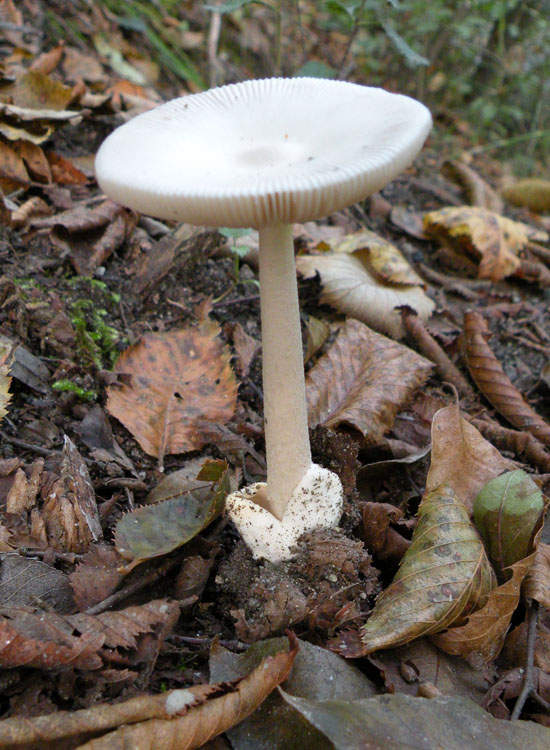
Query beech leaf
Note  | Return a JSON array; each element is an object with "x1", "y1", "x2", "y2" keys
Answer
[
  {"x1": 115, "y1": 459, "x2": 229, "y2": 566},
  {"x1": 106, "y1": 317, "x2": 237, "y2": 458},
  {"x1": 281, "y1": 692, "x2": 550, "y2": 750},
  {"x1": 296, "y1": 243, "x2": 434, "y2": 339},
  {"x1": 355, "y1": 484, "x2": 496, "y2": 655},
  {"x1": 306, "y1": 318, "x2": 433, "y2": 443},
  {"x1": 474, "y1": 469, "x2": 545, "y2": 575}
]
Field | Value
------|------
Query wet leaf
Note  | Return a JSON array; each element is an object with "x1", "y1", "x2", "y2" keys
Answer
[
  {"x1": 74, "y1": 636, "x2": 297, "y2": 750},
  {"x1": 461, "y1": 310, "x2": 550, "y2": 447},
  {"x1": 426, "y1": 403, "x2": 515, "y2": 515},
  {"x1": 210, "y1": 637, "x2": 376, "y2": 750},
  {"x1": 423, "y1": 206, "x2": 538, "y2": 281},
  {"x1": 355, "y1": 484, "x2": 495, "y2": 655},
  {"x1": 296, "y1": 243, "x2": 434, "y2": 339},
  {"x1": 115, "y1": 459, "x2": 229, "y2": 566},
  {"x1": 306, "y1": 318, "x2": 433, "y2": 443},
  {"x1": 474, "y1": 470, "x2": 545, "y2": 575},
  {"x1": 106, "y1": 317, "x2": 237, "y2": 458},
  {"x1": 281, "y1": 692, "x2": 550, "y2": 750}
]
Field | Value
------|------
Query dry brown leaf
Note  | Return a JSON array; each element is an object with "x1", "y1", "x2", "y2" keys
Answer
[
  {"x1": 431, "y1": 553, "x2": 535, "y2": 662},
  {"x1": 523, "y1": 542, "x2": 550, "y2": 608},
  {"x1": 0, "y1": 684, "x2": 218, "y2": 750},
  {"x1": 0, "y1": 362, "x2": 11, "y2": 424},
  {"x1": 74, "y1": 638, "x2": 298, "y2": 750},
  {"x1": 46, "y1": 151, "x2": 87, "y2": 185},
  {"x1": 231, "y1": 322, "x2": 259, "y2": 377},
  {"x1": 442, "y1": 160, "x2": 504, "y2": 213},
  {"x1": 306, "y1": 318, "x2": 433, "y2": 443},
  {"x1": 426, "y1": 403, "x2": 515, "y2": 515},
  {"x1": 423, "y1": 206, "x2": 536, "y2": 281},
  {"x1": 69, "y1": 544, "x2": 125, "y2": 612},
  {"x1": 1, "y1": 70, "x2": 74, "y2": 111},
  {"x1": 0, "y1": 138, "x2": 29, "y2": 189},
  {"x1": 107, "y1": 317, "x2": 237, "y2": 458},
  {"x1": 13, "y1": 140, "x2": 51, "y2": 182},
  {"x1": 461, "y1": 311, "x2": 550, "y2": 447},
  {"x1": 0, "y1": 102, "x2": 84, "y2": 144},
  {"x1": 296, "y1": 246, "x2": 434, "y2": 339}
]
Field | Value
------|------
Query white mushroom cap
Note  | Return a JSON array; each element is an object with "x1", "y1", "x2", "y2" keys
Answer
[{"x1": 95, "y1": 77, "x2": 432, "y2": 228}]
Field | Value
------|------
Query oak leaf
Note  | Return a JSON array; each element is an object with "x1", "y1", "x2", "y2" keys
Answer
[{"x1": 106, "y1": 318, "x2": 237, "y2": 458}]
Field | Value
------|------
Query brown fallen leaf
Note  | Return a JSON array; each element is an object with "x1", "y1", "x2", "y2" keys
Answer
[
  {"x1": 69, "y1": 544, "x2": 125, "y2": 612},
  {"x1": 296, "y1": 242, "x2": 434, "y2": 339},
  {"x1": 423, "y1": 206, "x2": 541, "y2": 281},
  {"x1": 0, "y1": 138, "x2": 29, "y2": 190},
  {"x1": 0, "y1": 102, "x2": 84, "y2": 145},
  {"x1": 360, "y1": 502, "x2": 410, "y2": 563},
  {"x1": 426, "y1": 402, "x2": 515, "y2": 515},
  {"x1": 107, "y1": 317, "x2": 237, "y2": 459},
  {"x1": 461, "y1": 310, "x2": 550, "y2": 448},
  {"x1": 306, "y1": 318, "x2": 433, "y2": 443},
  {"x1": 432, "y1": 552, "x2": 535, "y2": 662},
  {"x1": 523, "y1": 543, "x2": 550, "y2": 609},
  {"x1": 46, "y1": 151, "x2": 87, "y2": 185},
  {"x1": 74, "y1": 637, "x2": 297, "y2": 750},
  {"x1": 442, "y1": 160, "x2": 504, "y2": 213},
  {"x1": 1, "y1": 70, "x2": 74, "y2": 111},
  {"x1": 354, "y1": 484, "x2": 495, "y2": 656}
]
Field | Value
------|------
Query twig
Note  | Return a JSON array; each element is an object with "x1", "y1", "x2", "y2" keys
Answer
[{"x1": 510, "y1": 601, "x2": 540, "y2": 720}]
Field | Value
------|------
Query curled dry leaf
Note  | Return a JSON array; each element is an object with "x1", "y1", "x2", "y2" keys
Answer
[
  {"x1": 106, "y1": 317, "x2": 237, "y2": 458},
  {"x1": 306, "y1": 318, "x2": 433, "y2": 443},
  {"x1": 441, "y1": 160, "x2": 504, "y2": 213},
  {"x1": 296, "y1": 238, "x2": 434, "y2": 339},
  {"x1": 431, "y1": 552, "x2": 535, "y2": 662},
  {"x1": 73, "y1": 637, "x2": 298, "y2": 750},
  {"x1": 461, "y1": 310, "x2": 550, "y2": 447},
  {"x1": 426, "y1": 403, "x2": 515, "y2": 515},
  {"x1": 0, "y1": 102, "x2": 84, "y2": 144},
  {"x1": 354, "y1": 484, "x2": 495, "y2": 656},
  {"x1": 502, "y1": 179, "x2": 550, "y2": 214},
  {"x1": 523, "y1": 543, "x2": 550, "y2": 609},
  {"x1": 423, "y1": 206, "x2": 542, "y2": 281}
]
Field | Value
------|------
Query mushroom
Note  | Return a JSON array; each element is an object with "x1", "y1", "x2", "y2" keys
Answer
[{"x1": 95, "y1": 77, "x2": 432, "y2": 563}]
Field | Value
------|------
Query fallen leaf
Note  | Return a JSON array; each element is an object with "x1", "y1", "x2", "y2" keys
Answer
[
  {"x1": 303, "y1": 315, "x2": 331, "y2": 364},
  {"x1": 423, "y1": 206, "x2": 537, "y2": 281},
  {"x1": 115, "y1": 459, "x2": 229, "y2": 568},
  {"x1": 523, "y1": 543, "x2": 550, "y2": 609},
  {"x1": 0, "y1": 138, "x2": 29, "y2": 189},
  {"x1": 306, "y1": 318, "x2": 433, "y2": 443},
  {"x1": 442, "y1": 160, "x2": 504, "y2": 213},
  {"x1": 461, "y1": 310, "x2": 550, "y2": 447},
  {"x1": 1, "y1": 70, "x2": 74, "y2": 111},
  {"x1": 355, "y1": 485, "x2": 495, "y2": 656},
  {"x1": 106, "y1": 318, "x2": 237, "y2": 458},
  {"x1": 0, "y1": 102, "x2": 84, "y2": 145},
  {"x1": 69, "y1": 544, "x2": 125, "y2": 612},
  {"x1": 296, "y1": 246, "x2": 434, "y2": 339},
  {"x1": 425, "y1": 403, "x2": 515, "y2": 515},
  {"x1": 502, "y1": 179, "x2": 550, "y2": 213},
  {"x1": 46, "y1": 150, "x2": 87, "y2": 185},
  {"x1": 474, "y1": 469, "x2": 545, "y2": 576},
  {"x1": 0, "y1": 553, "x2": 75, "y2": 613},
  {"x1": 0, "y1": 361, "x2": 11, "y2": 424},
  {"x1": 74, "y1": 636, "x2": 297, "y2": 750},
  {"x1": 431, "y1": 553, "x2": 534, "y2": 661},
  {"x1": 281, "y1": 692, "x2": 550, "y2": 750},
  {"x1": 210, "y1": 637, "x2": 376, "y2": 750}
]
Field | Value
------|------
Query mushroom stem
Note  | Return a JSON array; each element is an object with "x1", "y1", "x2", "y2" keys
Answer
[{"x1": 258, "y1": 222, "x2": 312, "y2": 520}]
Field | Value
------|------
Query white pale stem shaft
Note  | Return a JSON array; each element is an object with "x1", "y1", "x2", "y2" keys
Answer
[{"x1": 259, "y1": 223, "x2": 312, "y2": 520}]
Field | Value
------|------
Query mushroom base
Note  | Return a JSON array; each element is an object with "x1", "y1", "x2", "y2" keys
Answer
[{"x1": 225, "y1": 464, "x2": 343, "y2": 563}]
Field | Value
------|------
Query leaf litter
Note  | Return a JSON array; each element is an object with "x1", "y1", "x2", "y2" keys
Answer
[{"x1": 0, "y1": 2, "x2": 550, "y2": 746}]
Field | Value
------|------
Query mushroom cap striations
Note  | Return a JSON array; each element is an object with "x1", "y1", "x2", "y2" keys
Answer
[{"x1": 95, "y1": 77, "x2": 432, "y2": 228}]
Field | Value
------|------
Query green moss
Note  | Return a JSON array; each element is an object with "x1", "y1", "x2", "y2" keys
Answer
[{"x1": 52, "y1": 379, "x2": 97, "y2": 402}]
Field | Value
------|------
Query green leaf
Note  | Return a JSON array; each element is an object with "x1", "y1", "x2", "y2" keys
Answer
[
  {"x1": 294, "y1": 61, "x2": 337, "y2": 79},
  {"x1": 115, "y1": 459, "x2": 229, "y2": 568},
  {"x1": 281, "y1": 692, "x2": 550, "y2": 750},
  {"x1": 473, "y1": 469, "x2": 545, "y2": 575},
  {"x1": 219, "y1": 227, "x2": 254, "y2": 240}
]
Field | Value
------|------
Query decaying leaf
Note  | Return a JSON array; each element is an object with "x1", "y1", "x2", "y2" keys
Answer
[
  {"x1": 306, "y1": 318, "x2": 433, "y2": 443},
  {"x1": 281, "y1": 692, "x2": 550, "y2": 750},
  {"x1": 106, "y1": 317, "x2": 237, "y2": 458},
  {"x1": 73, "y1": 636, "x2": 297, "y2": 750},
  {"x1": 354, "y1": 484, "x2": 495, "y2": 656},
  {"x1": 431, "y1": 552, "x2": 535, "y2": 661},
  {"x1": 0, "y1": 553, "x2": 75, "y2": 613},
  {"x1": 423, "y1": 206, "x2": 538, "y2": 281},
  {"x1": 296, "y1": 239, "x2": 434, "y2": 339},
  {"x1": 473, "y1": 469, "x2": 545, "y2": 576},
  {"x1": 0, "y1": 102, "x2": 84, "y2": 144},
  {"x1": 426, "y1": 403, "x2": 515, "y2": 515},
  {"x1": 115, "y1": 459, "x2": 229, "y2": 568},
  {"x1": 523, "y1": 543, "x2": 550, "y2": 609},
  {"x1": 0, "y1": 362, "x2": 11, "y2": 424},
  {"x1": 461, "y1": 310, "x2": 550, "y2": 447},
  {"x1": 502, "y1": 179, "x2": 550, "y2": 214},
  {"x1": 1, "y1": 70, "x2": 74, "y2": 111}
]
